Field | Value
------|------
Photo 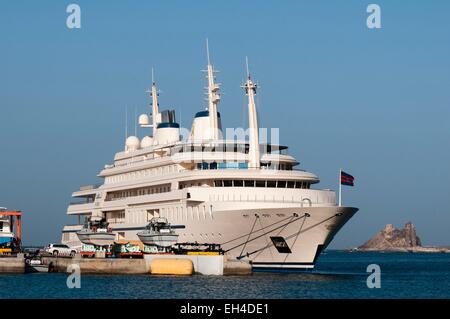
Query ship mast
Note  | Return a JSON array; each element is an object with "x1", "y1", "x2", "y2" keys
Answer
[
  {"x1": 205, "y1": 39, "x2": 221, "y2": 140},
  {"x1": 150, "y1": 68, "x2": 160, "y2": 137},
  {"x1": 243, "y1": 57, "x2": 260, "y2": 169}
]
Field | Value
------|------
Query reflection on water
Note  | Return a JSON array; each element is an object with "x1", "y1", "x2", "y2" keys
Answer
[{"x1": 0, "y1": 251, "x2": 449, "y2": 298}]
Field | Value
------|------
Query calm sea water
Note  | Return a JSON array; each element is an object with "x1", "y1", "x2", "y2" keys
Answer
[{"x1": 0, "y1": 251, "x2": 449, "y2": 299}]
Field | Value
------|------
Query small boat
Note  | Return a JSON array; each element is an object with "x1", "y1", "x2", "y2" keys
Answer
[
  {"x1": 76, "y1": 218, "x2": 116, "y2": 246},
  {"x1": 24, "y1": 248, "x2": 49, "y2": 273},
  {"x1": 25, "y1": 258, "x2": 49, "y2": 273},
  {"x1": 137, "y1": 217, "x2": 182, "y2": 247}
]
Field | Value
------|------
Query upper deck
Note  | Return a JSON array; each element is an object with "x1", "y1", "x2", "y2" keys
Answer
[{"x1": 99, "y1": 141, "x2": 301, "y2": 177}]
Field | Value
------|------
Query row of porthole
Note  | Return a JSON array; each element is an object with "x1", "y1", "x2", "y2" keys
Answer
[
  {"x1": 180, "y1": 233, "x2": 223, "y2": 238},
  {"x1": 242, "y1": 213, "x2": 286, "y2": 218},
  {"x1": 105, "y1": 164, "x2": 179, "y2": 183}
]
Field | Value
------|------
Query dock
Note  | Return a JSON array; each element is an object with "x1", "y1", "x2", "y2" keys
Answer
[
  {"x1": 0, "y1": 254, "x2": 25, "y2": 273},
  {"x1": 40, "y1": 254, "x2": 252, "y2": 275}
]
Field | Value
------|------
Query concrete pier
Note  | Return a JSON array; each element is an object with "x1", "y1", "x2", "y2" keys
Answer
[
  {"x1": 41, "y1": 254, "x2": 252, "y2": 276},
  {"x1": 0, "y1": 254, "x2": 25, "y2": 273},
  {"x1": 223, "y1": 257, "x2": 253, "y2": 275},
  {"x1": 42, "y1": 255, "x2": 148, "y2": 274}
]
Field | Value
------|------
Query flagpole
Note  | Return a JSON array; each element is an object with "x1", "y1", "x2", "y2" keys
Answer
[{"x1": 338, "y1": 168, "x2": 342, "y2": 207}]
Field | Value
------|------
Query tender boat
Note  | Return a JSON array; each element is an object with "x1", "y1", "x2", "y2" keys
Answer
[
  {"x1": 137, "y1": 217, "x2": 181, "y2": 247},
  {"x1": 25, "y1": 258, "x2": 49, "y2": 273},
  {"x1": 76, "y1": 218, "x2": 116, "y2": 246}
]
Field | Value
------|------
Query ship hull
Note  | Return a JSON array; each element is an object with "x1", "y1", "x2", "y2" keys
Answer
[
  {"x1": 180, "y1": 205, "x2": 358, "y2": 270},
  {"x1": 0, "y1": 233, "x2": 14, "y2": 245},
  {"x1": 76, "y1": 232, "x2": 116, "y2": 246},
  {"x1": 65, "y1": 204, "x2": 357, "y2": 270},
  {"x1": 137, "y1": 233, "x2": 178, "y2": 247}
]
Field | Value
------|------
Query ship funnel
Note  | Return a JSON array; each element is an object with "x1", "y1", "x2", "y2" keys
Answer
[
  {"x1": 189, "y1": 110, "x2": 222, "y2": 142},
  {"x1": 154, "y1": 110, "x2": 180, "y2": 145}
]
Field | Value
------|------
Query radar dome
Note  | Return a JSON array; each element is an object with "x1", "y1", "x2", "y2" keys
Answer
[
  {"x1": 141, "y1": 136, "x2": 154, "y2": 148},
  {"x1": 138, "y1": 114, "x2": 149, "y2": 126},
  {"x1": 125, "y1": 136, "x2": 140, "y2": 151}
]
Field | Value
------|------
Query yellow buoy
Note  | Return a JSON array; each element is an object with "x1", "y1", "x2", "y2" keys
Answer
[{"x1": 150, "y1": 258, "x2": 194, "y2": 275}]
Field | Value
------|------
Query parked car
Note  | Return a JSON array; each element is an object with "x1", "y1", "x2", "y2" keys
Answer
[{"x1": 44, "y1": 243, "x2": 77, "y2": 257}]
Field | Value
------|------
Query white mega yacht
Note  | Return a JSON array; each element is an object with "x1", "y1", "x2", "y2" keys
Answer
[{"x1": 61, "y1": 48, "x2": 358, "y2": 270}]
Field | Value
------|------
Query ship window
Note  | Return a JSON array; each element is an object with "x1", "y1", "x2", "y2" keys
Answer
[
  {"x1": 233, "y1": 180, "x2": 243, "y2": 187},
  {"x1": 277, "y1": 181, "x2": 286, "y2": 188},
  {"x1": 267, "y1": 180, "x2": 276, "y2": 188},
  {"x1": 295, "y1": 181, "x2": 302, "y2": 188},
  {"x1": 210, "y1": 162, "x2": 217, "y2": 170},
  {"x1": 244, "y1": 180, "x2": 254, "y2": 187},
  {"x1": 223, "y1": 180, "x2": 232, "y2": 187},
  {"x1": 193, "y1": 145, "x2": 202, "y2": 152},
  {"x1": 255, "y1": 180, "x2": 265, "y2": 187},
  {"x1": 214, "y1": 180, "x2": 223, "y2": 187},
  {"x1": 287, "y1": 181, "x2": 295, "y2": 188}
]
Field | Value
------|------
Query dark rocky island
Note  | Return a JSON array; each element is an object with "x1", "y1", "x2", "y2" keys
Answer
[{"x1": 355, "y1": 222, "x2": 450, "y2": 253}]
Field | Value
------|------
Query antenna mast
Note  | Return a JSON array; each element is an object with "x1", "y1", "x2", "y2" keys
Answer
[
  {"x1": 242, "y1": 57, "x2": 260, "y2": 169},
  {"x1": 151, "y1": 68, "x2": 160, "y2": 137},
  {"x1": 125, "y1": 106, "x2": 128, "y2": 151},
  {"x1": 134, "y1": 106, "x2": 137, "y2": 136},
  {"x1": 205, "y1": 39, "x2": 221, "y2": 140}
]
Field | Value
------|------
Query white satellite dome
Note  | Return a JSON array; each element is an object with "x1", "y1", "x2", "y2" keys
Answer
[
  {"x1": 140, "y1": 136, "x2": 154, "y2": 148},
  {"x1": 138, "y1": 114, "x2": 149, "y2": 126},
  {"x1": 125, "y1": 136, "x2": 140, "y2": 151}
]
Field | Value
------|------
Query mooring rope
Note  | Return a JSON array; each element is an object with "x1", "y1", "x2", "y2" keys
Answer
[
  {"x1": 282, "y1": 213, "x2": 309, "y2": 264},
  {"x1": 238, "y1": 214, "x2": 259, "y2": 258},
  {"x1": 252, "y1": 213, "x2": 297, "y2": 260},
  {"x1": 240, "y1": 213, "x2": 341, "y2": 259},
  {"x1": 220, "y1": 214, "x2": 296, "y2": 246},
  {"x1": 224, "y1": 213, "x2": 308, "y2": 253},
  {"x1": 258, "y1": 216, "x2": 275, "y2": 261}
]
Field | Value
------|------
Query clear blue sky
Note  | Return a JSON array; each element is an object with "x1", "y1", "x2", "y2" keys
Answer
[{"x1": 1, "y1": 1, "x2": 449, "y2": 248}]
